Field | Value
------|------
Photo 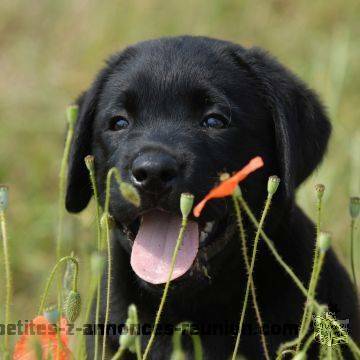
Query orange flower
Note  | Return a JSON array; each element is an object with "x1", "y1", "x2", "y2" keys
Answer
[
  {"x1": 13, "y1": 316, "x2": 71, "y2": 360},
  {"x1": 193, "y1": 156, "x2": 264, "y2": 217}
]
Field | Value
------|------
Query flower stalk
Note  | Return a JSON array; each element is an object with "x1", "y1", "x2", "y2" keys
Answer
[
  {"x1": 232, "y1": 189, "x2": 270, "y2": 360},
  {"x1": 231, "y1": 176, "x2": 279, "y2": 360},
  {"x1": 142, "y1": 193, "x2": 194, "y2": 360},
  {"x1": 0, "y1": 185, "x2": 11, "y2": 359}
]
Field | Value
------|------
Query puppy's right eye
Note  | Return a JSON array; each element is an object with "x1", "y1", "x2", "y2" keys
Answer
[{"x1": 109, "y1": 116, "x2": 129, "y2": 131}]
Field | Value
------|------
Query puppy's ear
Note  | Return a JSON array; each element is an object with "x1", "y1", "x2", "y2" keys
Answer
[
  {"x1": 231, "y1": 47, "x2": 331, "y2": 197},
  {"x1": 65, "y1": 67, "x2": 110, "y2": 213}
]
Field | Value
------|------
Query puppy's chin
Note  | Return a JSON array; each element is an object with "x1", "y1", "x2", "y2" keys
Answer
[{"x1": 113, "y1": 210, "x2": 237, "y2": 295}]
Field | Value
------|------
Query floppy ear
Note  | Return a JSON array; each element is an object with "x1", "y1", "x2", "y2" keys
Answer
[
  {"x1": 231, "y1": 47, "x2": 331, "y2": 198},
  {"x1": 65, "y1": 66, "x2": 111, "y2": 213}
]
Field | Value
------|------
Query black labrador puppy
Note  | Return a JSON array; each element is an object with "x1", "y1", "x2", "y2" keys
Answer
[{"x1": 65, "y1": 36, "x2": 359, "y2": 359}]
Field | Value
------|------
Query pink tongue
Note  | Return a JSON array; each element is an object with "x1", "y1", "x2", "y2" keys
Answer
[{"x1": 130, "y1": 210, "x2": 199, "y2": 284}]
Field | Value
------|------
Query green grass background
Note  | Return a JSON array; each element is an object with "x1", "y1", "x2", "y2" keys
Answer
[{"x1": 0, "y1": 0, "x2": 359, "y2": 341}]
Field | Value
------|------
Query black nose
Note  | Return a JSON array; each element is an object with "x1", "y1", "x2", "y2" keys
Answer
[{"x1": 131, "y1": 152, "x2": 179, "y2": 193}]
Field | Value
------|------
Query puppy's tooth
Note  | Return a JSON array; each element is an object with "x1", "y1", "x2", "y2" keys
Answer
[{"x1": 200, "y1": 231, "x2": 207, "y2": 243}]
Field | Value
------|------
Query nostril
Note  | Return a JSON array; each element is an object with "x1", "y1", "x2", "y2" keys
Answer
[{"x1": 133, "y1": 168, "x2": 147, "y2": 183}]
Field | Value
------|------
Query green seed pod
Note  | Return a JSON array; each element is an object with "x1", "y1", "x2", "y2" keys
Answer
[
  {"x1": 91, "y1": 252, "x2": 105, "y2": 276},
  {"x1": 314, "y1": 184, "x2": 325, "y2": 200},
  {"x1": 219, "y1": 172, "x2": 230, "y2": 181},
  {"x1": 349, "y1": 197, "x2": 360, "y2": 219},
  {"x1": 318, "y1": 231, "x2": 331, "y2": 253},
  {"x1": 170, "y1": 349, "x2": 186, "y2": 360},
  {"x1": 43, "y1": 305, "x2": 59, "y2": 324},
  {"x1": 63, "y1": 255, "x2": 77, "y2": 298},
  {"x1": 64, "y1": 290, "x2": 81, "y2": 322},
  {"x1": 292, "y1": 351, "x2": 307, "y2": 360},
  {"x1": 128, "y1": 304, "x2": 139, "y2": 325},
  {"x1": 66, "y1": 104, "x2": 79, "y2": 127},
  {"x1": 267, "y1": 175, "x2": 280, "y2": 195},
  {"x1": 0, "y1": 185, "x2": 9, "y2": 211},
  {"x1": 120, "y1": 182, "x2": 141, "y2": 207},
  {"x1": 84, "y1": 155, "x2": 95, "y2": 171},
  {"x1": 180, "y1": 193, "x2": 194, "y2": 219}
]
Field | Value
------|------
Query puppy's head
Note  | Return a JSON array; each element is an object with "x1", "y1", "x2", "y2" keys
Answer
[{"x1": 65, "y1": 36, "x2": 330, "y2": 290}]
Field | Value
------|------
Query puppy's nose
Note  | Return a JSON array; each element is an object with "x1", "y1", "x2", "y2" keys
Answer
[{"x1": 131, "y1": 152, "x2": 179, "y2": 193}]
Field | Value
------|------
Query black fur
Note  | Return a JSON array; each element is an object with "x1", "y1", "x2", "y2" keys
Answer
[{"x1": 65, "y1": 36, "x2": 359, "y2": 359}]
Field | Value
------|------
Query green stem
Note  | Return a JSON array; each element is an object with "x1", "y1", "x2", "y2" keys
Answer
[
  {"x1": 38, "y1": 256, "x2": 79, "y2": 315},
  {"x1": 142, "y1": 217, "x2": 189, "y2": 360},
  {"x1": 172, "y1": 322, "x2": 203, "y2": 360},
  {"x1": 232, "y1": 193, "x2": 273, "y2": 360},
  {"x1": 238, "y1": 196, "x2": 309, "y2": 299},
  {"x1": 232, "y1": 195, "x2": 270, "y2": 360},
  {"x1": 55, "y1": 110, "x2": 75, "y2": 360},
  {"x1": 350, "y1": 219, "x2": 357, "y2": 290},
  {"x1": 77, "y1": 274, "x2": 97, "y2": 359},
  {"x1": 86, "y1": 157, "x2": 103, "y2": 360},
  {"x1": 296, "y1": 196, "x2": 323, "y2": 350},
  {"x1": 0, "y1": 210, "x2": 11, "y2": 359},
  {"x1": 100, "y1": 168, "x2": 119, "y2": 360},
  {"x1": 110, "y1": 347, "x2": 125, "y2": 360},
  {"x1": 296, "y1": 251, "x2": 326, "y2": 353},
  {"x1": 239, "y1": 196, "x2": 360, "y2": 357},
  {"x1": 101, "y1": 216, "x2": 112, "y2": 360}
]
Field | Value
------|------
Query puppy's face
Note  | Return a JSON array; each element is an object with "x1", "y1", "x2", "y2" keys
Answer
[{"x1": 66, "y1": 36, "x2": 330, "y2": 290}]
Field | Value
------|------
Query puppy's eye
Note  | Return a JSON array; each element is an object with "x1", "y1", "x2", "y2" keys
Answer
[
  {"x1": 109, "y1": 116, "x2": 129, "y2": 131},
  {"x1": 201, "y1": 115, "x2": 227, "y2": 129}
]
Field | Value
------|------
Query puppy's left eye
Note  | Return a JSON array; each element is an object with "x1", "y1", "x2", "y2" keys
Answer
[
  {"x1": 201, "y1": 115, "x2": 228, "y2": 129},
  {"x1": 109, "y1": 116, "x2": 129, "y2": 131}
]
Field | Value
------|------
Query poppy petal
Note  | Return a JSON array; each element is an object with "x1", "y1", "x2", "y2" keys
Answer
[{"x1": 193, "y1": 156, "x2": 264, "y2": 217}]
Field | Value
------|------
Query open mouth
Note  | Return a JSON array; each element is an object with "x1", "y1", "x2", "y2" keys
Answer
[{"x1": 121, "y1": 210, "x2": 231, "y2": 285}]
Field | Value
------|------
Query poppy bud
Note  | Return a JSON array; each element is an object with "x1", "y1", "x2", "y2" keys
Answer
[
  {"x1": 91, "y1": 252, "x2": 105, "y2": 276},
  {"x1": 267, "y1": 176, "x2": 280, "y2": 195},
  {"x1": 180, "y1": 193, "x2": 194, "y2": 219},
  {"x1": 314, "y1": 184, "x2": 325, "y2": 200},
  {"x1": 292, "y1": 351, "x2": 307, "y2": 360},
  {"x1": 128, "y1": 304, "x2": 138, "y2": 324},
  {"x1": 66, "y1": 104, "x2": 78, "y2": 128},
  {"x1": 119, "y1": 304, "x2": 139, "y2": 353},
  {"x1": 64, "y1": 290, "x2": 81, "y2": 322},
  {"x1": 0, "y1": 185, "x2": 9, "y2": 211},
  {"x1": 43, "y1": 305, "x2": 59, "y2": 324},
  {"x1": 219, "y1": 173, "x2": 230, "y2": 181},
  {"x1": 120, "y1": 182, "x2": 141, "y2": 207},
  {"x1": 349, "y1": 197, "x2": 360, "y2": 219},
  {"x1": 84, "y1": 155, "x2": 95, "y2": 171},
  {"x1": 63, "y1": 254, "x2": 77, "y2": 298},
  {"x1": 170, "y1": 349, "x2": 186, "y2": 360},
  {"x1": 318, "y1": 231, "x2": 331, "y2": 253}
]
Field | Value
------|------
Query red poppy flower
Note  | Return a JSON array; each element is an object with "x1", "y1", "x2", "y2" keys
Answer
[
  {"x1": 13, "y1": 316, "x2": 71, "y2": 360},
  {"x1": 193, "y1": 156, "x2": 264, "y2": 217}
]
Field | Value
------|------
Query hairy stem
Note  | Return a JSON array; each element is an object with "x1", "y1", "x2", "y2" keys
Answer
[
  {"x1": 1, "y1": 210, "x2": 11, "y2": 359},
  {"x1": 350, "y1": 218, "x2": 357, "y2": 289},
  {"x1": 296, "y1": 195, "x2": 324, "y2": 350},
  {"x1": 85, "y1": 157, "x2": 103, "y2": 360},
  {"x1": 232, "y1": 192, "x2": 273, "y2": 360},
  {"x1": 232, "y1": 195, "x2": 270, "y2": 360},
  {"x1": 142, "y1": 218, "x2": 189, "y2": 360},
  {"x1": 38, "y1": 256, "x2": 79, "y2": 315}
]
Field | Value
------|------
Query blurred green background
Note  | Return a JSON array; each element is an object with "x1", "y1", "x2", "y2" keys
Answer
[{"x1": 0, "y1": 0, "x2": 359, "y2": 336}]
